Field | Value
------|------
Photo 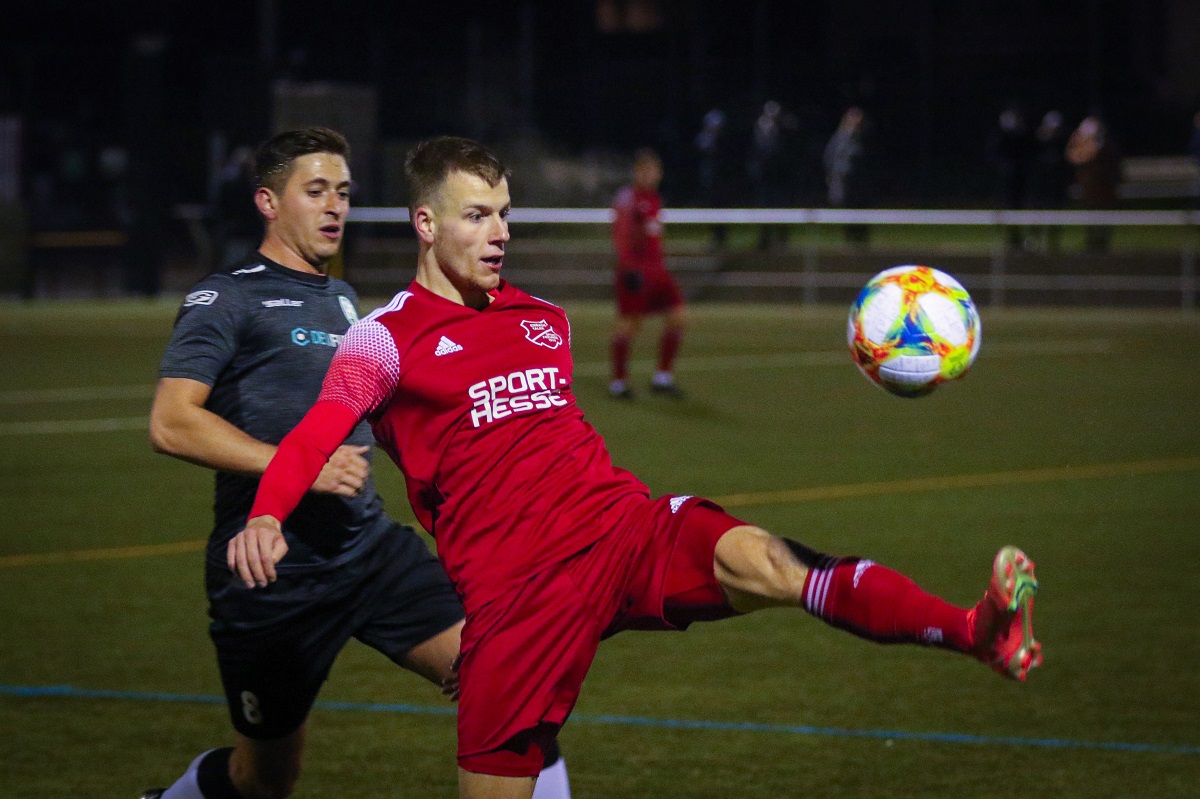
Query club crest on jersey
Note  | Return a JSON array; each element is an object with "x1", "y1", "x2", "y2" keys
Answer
[
  {"x1": 338, "y1": 295, "x2": 359, "y2": 324},
  {"x1": 521, "y1": 319, "x2": 563, "y2": 349}
]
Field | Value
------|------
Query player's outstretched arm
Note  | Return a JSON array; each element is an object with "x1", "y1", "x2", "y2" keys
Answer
[
  {"x1": 229, "y1": 400, "x2": 363, "y2": 587},
  {"x1": 150, "y1": 377, "x2": 370, "y2": 497}
]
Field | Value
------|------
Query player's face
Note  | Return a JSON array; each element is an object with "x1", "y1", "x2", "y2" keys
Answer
[
  {"x1": 267, "y1": 152, "x2": 351, "y2": 269},
  {"x1": 634, "y1": 158, "x2": 662, "y2": 190},
  {"x1": 425, "y1": 171, "x2": 511, "y2": 308}
]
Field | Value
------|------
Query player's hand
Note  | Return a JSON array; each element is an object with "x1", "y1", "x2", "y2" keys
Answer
[
  {"x1": 227, "y1": 515, "x2": 288, "y2": 588},
  {"x1": 311, "y1": 444, "x2": 370, "y2": 497},
  {"x1": 441, "y1": 654, "x2": 462, "y2": 702}
]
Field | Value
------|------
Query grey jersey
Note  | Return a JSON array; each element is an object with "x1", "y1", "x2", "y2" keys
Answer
[{"x1": 160, "y1": 254, "x2": 389, "y2": 572}]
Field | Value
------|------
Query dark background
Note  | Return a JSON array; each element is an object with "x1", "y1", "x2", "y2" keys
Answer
[{"x1": 3, "y1": 0, "x2": 1199, "y2": 225}]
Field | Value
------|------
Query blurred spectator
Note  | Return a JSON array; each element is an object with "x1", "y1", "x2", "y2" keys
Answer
[
  {"x1": 1066, "y1": 115, "x2": 1120, "y2": 253},
  {"x1": 988, "y1": 103, "x2": 1037, "y2": 248},
  {"x1": 1030, "y1": 110, "x2": 1071, "y2": 251},
  {"x1": 823, "y1": 106, "x2": 870, "y2": 244},
  {"x1": 213, "y1": 146, "x2": 260, "y2": 269},
  {"x1": 693, "y1": 108, "x2": 734, "y2": 251},
  {"x1": 746, "y1": 100, "x2": 796, "y2": 250}
]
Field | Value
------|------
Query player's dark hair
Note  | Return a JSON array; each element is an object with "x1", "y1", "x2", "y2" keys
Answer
[
  {"x1": 404, "y1": 136, "x2": 510, "y2": 214},
  {"x1": 254, "y1": 127, "x2": 351, "y2": 193},
  {"x1": 633, "y1": 147, "x2": 661, "y2": 167}
]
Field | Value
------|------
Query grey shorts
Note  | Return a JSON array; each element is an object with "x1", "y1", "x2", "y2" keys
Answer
[{"x1": 206, "y1": 522, "x2": 464, "y2": 738}]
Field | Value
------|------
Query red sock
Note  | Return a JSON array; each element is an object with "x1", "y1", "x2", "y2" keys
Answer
[
  {"x1": 658, "y1": 327, "x2": 682, "y2": 373},
  {"x1": 802, "y1": 556, "x2": 973, "y2": 652},
  {"x1": 611, "y1": 334, "x2": 631, "y2": 381}
]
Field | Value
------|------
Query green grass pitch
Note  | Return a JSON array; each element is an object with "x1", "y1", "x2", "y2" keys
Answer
[{"x1": 1, "y1": 298, "x2": 1198, "y2": 797}]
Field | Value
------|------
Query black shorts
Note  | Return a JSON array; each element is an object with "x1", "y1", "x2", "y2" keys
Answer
[{"x1": 206, "y1": 522, "x2": 464, "y2": 739}]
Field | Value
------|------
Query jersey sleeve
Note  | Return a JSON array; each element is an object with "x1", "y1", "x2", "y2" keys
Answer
[
  {"x1": 317, "y1": 318, "x2": 402, "y2": 419},
  {"x1": 158, "y1": 276, "x2": 242, "y2": 385},
  {"x1": 249, "y1": 400, "x2": 361, "y2": 523},
  {"x1": 249, "y1": 318, "x2": 400, "y2": 523}
]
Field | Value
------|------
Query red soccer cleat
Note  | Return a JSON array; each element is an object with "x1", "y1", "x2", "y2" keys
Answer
[{"x1": 967, "y1": 546, "x2": 1043, "y2": 681}]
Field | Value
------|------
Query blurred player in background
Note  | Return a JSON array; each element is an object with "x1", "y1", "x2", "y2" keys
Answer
[
  {"x1": 232, "y1": 135, "x2": 1043, "y2": 799},
  {"x1": 142, "y1": 128, "x2": 571, "y2": 799},
  {"x1": 609, "y1": 147, "x2": 687, "y2": 400}
]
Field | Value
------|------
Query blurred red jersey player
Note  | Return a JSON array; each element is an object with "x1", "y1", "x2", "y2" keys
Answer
[{"x1": 609, "y1": 148, "x2": 686, "y2": 399}]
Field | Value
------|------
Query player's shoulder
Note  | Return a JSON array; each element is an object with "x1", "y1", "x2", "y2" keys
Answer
[
  {"x1": 361, "y1": 287, "x2": 420, "y2": 325},
  {"x1": 344, "y1": 288, "x2": 421, "y2": 349},
  {"x1": 503, "y1": 283, "x2": 565, "y2": 316},
  {"x1": 177, "y1": 268, "x2": 246, "y2": 312}
]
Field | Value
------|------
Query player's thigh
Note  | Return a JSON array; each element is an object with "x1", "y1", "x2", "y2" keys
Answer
[
  {"x1": 208, "y1": 569, "x2": 358, "y2": 740},
  {"x1": 655, "y1": 500, "x2": 746, "y2": 626},
  {"x1": 457, "y1": 566, "x2": 600, "y2": 777},
  {"x1": 712, "y1": 525, "x2": 811, "y2": 611},
  {"x1": 646, "y1": 272, "x2": 684, "y2": 315},
  {"x1": 353, "y1": 523, "x2": 465, "y2": 683},
  {"x1": 402, "y1": 619, "x2": 464, "y2": 685}
]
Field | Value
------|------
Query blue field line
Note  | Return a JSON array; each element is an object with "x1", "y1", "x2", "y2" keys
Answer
[{"x1": 4, "y1": 683, "x2": 1198, "y2": 756}]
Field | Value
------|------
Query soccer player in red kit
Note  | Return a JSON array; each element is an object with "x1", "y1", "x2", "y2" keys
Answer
[
  {"x1": 609, "y1": 147, "x2": 687, "y2": 399},
  {"x1": 232, "y1": 137, "x2": 1043, "y2": 799}
]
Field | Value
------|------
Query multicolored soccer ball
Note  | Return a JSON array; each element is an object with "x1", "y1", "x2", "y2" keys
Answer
[{"x1": 847, "y1": 265, "x2": 981, "y2": 398}]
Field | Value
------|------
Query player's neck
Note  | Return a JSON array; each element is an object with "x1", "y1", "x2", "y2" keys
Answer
[
  {"x1": 257, "y1": 235, "x2": 326, "y2": 276},
  {"x1": 415, "y1": 256, "x2": 492, "y2": 311}
]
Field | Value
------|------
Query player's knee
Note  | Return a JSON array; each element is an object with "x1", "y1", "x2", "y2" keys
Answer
[
  {"x1": 715, "y1": 526, "x2": 808, "y2": 607},
  {"x1": 761, "y1": 534, "x2": 809, "y2": 597}
]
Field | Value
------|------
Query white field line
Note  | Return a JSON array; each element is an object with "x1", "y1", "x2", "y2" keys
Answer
[
  {"x1": 0, "y1": 416, "x2": 150, "y2": 436},
  {"x1": 0, "y1": 338, "x2": 1111, "y2": 435},
  {"x1": 0, "y1": 384, "x2": 156, "y2": 404}
]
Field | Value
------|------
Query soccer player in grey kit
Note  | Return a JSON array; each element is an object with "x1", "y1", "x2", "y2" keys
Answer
[{"x1": 142, "y1": 128, "x2": 572, "y2": 799}]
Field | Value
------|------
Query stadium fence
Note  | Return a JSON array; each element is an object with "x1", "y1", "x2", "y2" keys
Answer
[{"x1": 348, "y1": 207, "x2": 1200, "y2": 310}]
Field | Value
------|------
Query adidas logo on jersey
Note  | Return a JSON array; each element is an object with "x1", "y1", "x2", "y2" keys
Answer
[{"x1": 435, "y1": 336, "x2": 463, "y2": 356}]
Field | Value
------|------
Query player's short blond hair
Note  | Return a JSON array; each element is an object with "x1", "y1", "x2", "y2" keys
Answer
[{"x1": 405, "y1": 136, "x2": 510, "y2": 215}]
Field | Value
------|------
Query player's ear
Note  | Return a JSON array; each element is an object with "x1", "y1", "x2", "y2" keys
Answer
[
  {"x1": 413, "y1": 205, "x2": 437, "y2": 244},
  {"x1": 255, "y1": 187, "x2": 278, "y2": 221}
]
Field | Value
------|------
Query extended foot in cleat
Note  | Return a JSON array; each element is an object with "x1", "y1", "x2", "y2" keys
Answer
[{"x1": 968, "y1": 545, "x2": 1043, "y2": 681}]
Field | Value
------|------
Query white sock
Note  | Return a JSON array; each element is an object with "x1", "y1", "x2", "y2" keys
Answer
[
  {"x1": 609, "y1": 379, "x2": 628, "y2": 393},
  {"x1": 159, "y1": 750, "x2": 211, "y2": 799},
  {"x1": 652, "y1": 371, "x2": 674, "y2": 387},
  {"x1": 532, "y1": 757, "x2": 571, "y2": 799}
]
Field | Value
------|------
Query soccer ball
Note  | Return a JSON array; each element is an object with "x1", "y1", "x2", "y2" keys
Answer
[{"x1": 847, "y1": 265, "x2": 981, "y2": 398}]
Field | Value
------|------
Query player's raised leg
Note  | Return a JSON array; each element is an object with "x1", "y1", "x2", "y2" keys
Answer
[{"x1": 711, "y1": 526, "x2": 1042, "y2": 680}]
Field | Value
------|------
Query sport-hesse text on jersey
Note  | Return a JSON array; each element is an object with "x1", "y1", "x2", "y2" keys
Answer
[{"x1": 467, "y1": 367, "x2": 568, "y2": 428}]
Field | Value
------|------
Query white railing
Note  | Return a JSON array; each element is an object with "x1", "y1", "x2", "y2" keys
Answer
[
  {"x1": 347, "y1": 207, "x2": 1200, "y2": 309},
  {"x1": 350, "y1": 206, "x2": 1200, "y2": 226}
]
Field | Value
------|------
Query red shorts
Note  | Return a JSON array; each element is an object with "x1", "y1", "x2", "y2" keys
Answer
[
  {"x1": 455, "y1": 495, "x2": 745, "y2": 776},
  {"x1": 615, "y1": 267, "x2": 684, "y2": 316}
]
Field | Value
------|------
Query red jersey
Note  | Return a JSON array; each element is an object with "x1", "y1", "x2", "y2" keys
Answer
[
  {"x1": 611, "y1": 185, "x2": 665, "y2": 273},
  {"x1": 313, "y1": 280, "x2": 651, "y2": 609}
]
